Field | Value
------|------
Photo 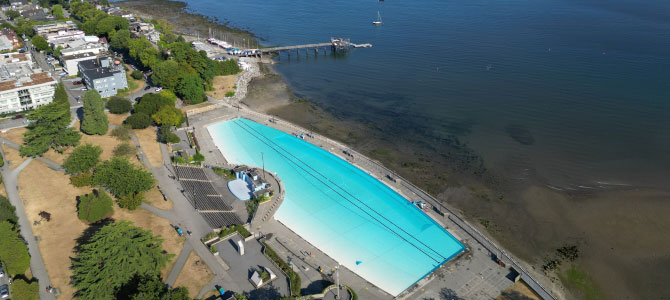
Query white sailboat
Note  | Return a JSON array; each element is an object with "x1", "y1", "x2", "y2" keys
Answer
[{"x1": 373, "y1": 11, "x2": 382, "y2": 25}]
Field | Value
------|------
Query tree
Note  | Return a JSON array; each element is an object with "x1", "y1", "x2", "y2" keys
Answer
[
  {"x1": 52, "y1": 4, "x2": 64, "y2": 20},
  {"x1": 31, "y1": 35, "x2": 49, "y2": 52},
  {"x1": 21, "y1": 83, "x2": 80, "y2": 157},
  {"x1": 92, "y1": 157, "x2": 154, "y2": 198},
  {"x1": 81, "y1": 90, "x2": 109, "y2": 135},
  {"x1": 5, "y1": 10, "x2": 20, "y2": 20},
  {"x1": 0, "y1": 195, "x2": 17, "y2": 225},
  {"x1": 63, "y1": 144, "x2": 103, "y2": 174},
  {"x1": 118, "y1": 191, "x2": 143, "y2": 210},
  {"x1": 53, "y1": 45, "x2": 63, "y2": 58},
  {"x1": 152, "y1": 105, "x2": 184, "y2": 127},
  {"x1": 77, "y1": 189, "x2": 114, "y2": 223},
  {"x1": 192, "y1": 151, "x2": 205, "y2": 163},
  {"x1": 159, "y1": 125, "x2": 180, "y2": 144},
  {"x1": 124, "y1": 113, "x2": 152, "y2": 129},
  {"x1": 110, "y1": 29, "x2": 130, "y2": 50},
  {"x1": 96, "y1": 15, "x2": 129, "y2": 37},
  {"x1": 107, "y1": 96, "x2": 132, "y2": 114},
  {"x1": 129, "y1": 275, "x2": 192, "y2": 300},
  {"x1": 216, "y1": 59, "x2": 242, "y2": 75},
  {"x1": 151, "y1": 60, "x2": 181, "y2": 90},
  {"x1": 133, "y1": 93, "x2": 175, "y2": 116},
  {"x1": 112, "y1": 142, "x2": 136, "y2": 157},
  {"x1": 130, "y1": 70, "x2": 143, "y2": 80},
  {"x1": 9, "y1": 278, "x2": 39, "y2": 300},
  {"x1": 0, "y1": 221, "x2": 30, "y2": 275},
  {"x1": 71, "y1": 221, "x2": 172, "y2": 300},
  {"x1": 176, "y1": 74, "x2": 205, "y2": 104}
]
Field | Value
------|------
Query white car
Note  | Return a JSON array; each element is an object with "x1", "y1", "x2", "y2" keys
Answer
[{"x1": 155, "y1": 87, "x2": 163, "y2": 92}]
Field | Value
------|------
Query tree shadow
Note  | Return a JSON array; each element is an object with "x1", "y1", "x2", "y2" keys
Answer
[
  {"x1": 440, "y1": 288, "x2": 465, "y2": 300},
  {"x1": 72, "y1": 218, "x2": 114, "y2": 253},
  {"x1": 499, "y1": 290, "x2": 535, "y2": 300},
  {"x1": 300, "y1": 279, "x2": 333, "y2": 295},
  {"x1": 245, "y1": 284, "x2": 281, "y2": 300}
]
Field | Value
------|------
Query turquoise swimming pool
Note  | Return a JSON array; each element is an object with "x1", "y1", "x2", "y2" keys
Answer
[{"x1": 208, "y1": 118, "x2": 464, "y2": 296}]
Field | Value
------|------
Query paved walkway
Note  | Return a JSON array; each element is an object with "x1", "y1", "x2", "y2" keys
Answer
[
  {"x1": 165, "y1": 243, "x2": 194, "y2": 287},
  {"x1": 1, "y1": 157, "x2": 57, "y2": 300}
]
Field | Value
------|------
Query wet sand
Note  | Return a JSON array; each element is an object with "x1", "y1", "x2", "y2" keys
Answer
[{"x1": 120, "y1": 1, "x2": 670, "y2": 298}]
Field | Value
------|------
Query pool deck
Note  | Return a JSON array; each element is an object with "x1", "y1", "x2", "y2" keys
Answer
[{"x1": 186, "y1": 99, "x2": 556, "y2": 299}]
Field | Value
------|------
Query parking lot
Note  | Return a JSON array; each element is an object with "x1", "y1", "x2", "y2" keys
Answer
[{"x1": 0, "y1": 265, "x2": 10, "y2": 299}]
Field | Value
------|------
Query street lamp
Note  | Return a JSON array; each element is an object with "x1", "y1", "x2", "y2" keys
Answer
[{"x1": 335, "y1": 264, "x2": 340, "y2": 299}]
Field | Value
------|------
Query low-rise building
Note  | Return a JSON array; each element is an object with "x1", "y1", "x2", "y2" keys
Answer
[
  {"x1": 0, "y1": 52, "x2": 57, "y2": 113},
  {"x1": 33, "y1": 21, "x2": 77, "y2": 36},
  {"x1": 46, "y1": 30, "x2": 85, "y2": 45},
  {"x1": 60, "y1": 52, "x2": 97, "y2": 75},
  {"x1": 0, "y1": 28, "x2": 21, "y2": 52},
  {"x1": 58, "y1": 41, "x2": 106, "y2": 57},
  {"x1": 21, "y1": 7, "x2": 51, "y2": 21},
  {"x1": 78, "y1": 56, "x2": 127, "y2": 98}
]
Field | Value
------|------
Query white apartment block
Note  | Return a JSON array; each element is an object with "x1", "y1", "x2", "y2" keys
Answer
[{"x1": 0, "y1": 52, "x2": 56, "y2": 113}]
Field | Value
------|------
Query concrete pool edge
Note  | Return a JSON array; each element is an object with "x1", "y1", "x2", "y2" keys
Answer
[{"x1": 206, "y1": 117, "x2": 468, "y2": 296}]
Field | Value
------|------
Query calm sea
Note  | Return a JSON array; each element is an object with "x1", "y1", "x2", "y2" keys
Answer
[{"x1": 181, "y1": 0, "x2": 670, "y2": 191}]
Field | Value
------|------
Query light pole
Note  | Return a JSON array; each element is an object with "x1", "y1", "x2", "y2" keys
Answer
[
  {"x1": 335, "y1": 264, "x2": 340, "y2": 299},
  {"x1": 261, "y1": 152, "x2": 265, "y2": 181}
]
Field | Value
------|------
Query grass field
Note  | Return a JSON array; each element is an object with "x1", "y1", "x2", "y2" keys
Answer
[
  {"x1": 144, "y1": 186, "x2": 174, "y2": 210},
  {"x1": 2, "y1": 146, "x2": 26, "y2": 169},
  {"x1": 206, "y1": 75, "x2": 237, "y2": 99},
  {"x1": 18, "y1": 160, "x2": 92, "y2": 299},
  {"x1": 107, "y1": 112, "x2": 129, "y2": 127},
  {"x1": 0, "y1": 127, "x2": 26, "y2": 144},
  {"x1": 173, "y1": 251, "x2": 215, "y2": 298},
  {"x1": 134, "y1": 127, "x2": 163, "y2": 167}
]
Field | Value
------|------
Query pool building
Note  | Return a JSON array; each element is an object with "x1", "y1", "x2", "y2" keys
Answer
[{"x1": 208, "y1": 118, "x2": 465, "y2": 296}]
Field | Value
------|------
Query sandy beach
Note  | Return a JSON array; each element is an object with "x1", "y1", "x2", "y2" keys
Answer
[{"x1": 121, "y1": 1, "x2": 670, "y2": 299}]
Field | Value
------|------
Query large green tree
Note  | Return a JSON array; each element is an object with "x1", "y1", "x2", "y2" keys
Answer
[
  {"x1": 21, "y1": 83, "x2": 81, "y2": 157},
  {"x1": 109, "y1": 29, "x2": 131, "y2": 50},
  {"x1": 0, "y1": 221, "x2": 30, "y2": 275},
  {"x1": 96, "y1": 16, "x2": 129, "y2": 37},
  {"x1": 63, "y1": 143, "x2": 103, "y2": 174},
  {"x1": 151, "y1": 60, "x2": 181, "y2": 90},
  {"x1": 5, "y1": 10, "x2": 20, "y2": 20},
  {"x1": 133, "y1": 92, "x2": 175, "y2": 116},
  {"x1": 81, "y1": 90, "x2": 109, "y2": 135},
  {"x1": 77, "y1": 189, "x2": 113, "y2": 223},
  {"x1": 31, "y1": 35, "x2": 49, "y2": 52},
  {"x1": 106, "y1": 96, "x2": 131, "y2": 114},
  {"x1": 152, "y1": 105, "x2": 184, "y2": 127},
  {"x1": 52, "y1": 4, "x2": 64, "y2": 20},
  {"x1": 129, "y1": 275, "x2": 192, "y2": 300},
  {"x1": 92, "y1": 157, "x2": 154, "y2": 198},
  {"x1": 71, "y1": 221, "x2": 171, "y2": 300},
  {"x1": 176, "y1": 74, "x2": 205, "y2": 104},
  {"x1": 0, "y1": 195, "x2": 17, "y2": 225}
]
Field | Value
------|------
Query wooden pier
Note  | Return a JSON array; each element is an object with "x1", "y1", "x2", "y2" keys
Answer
[{"x1": 258, "y1": 38, "x2": 372, "y2": 57}]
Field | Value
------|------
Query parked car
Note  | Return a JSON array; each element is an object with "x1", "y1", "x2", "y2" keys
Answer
[
  {"x1": 155, "y1": 87, "x2": 163, "y2": 92},
  {"x1": 135, "y1": 97, "x2": 142, "y2": 101},
  {"x1": 144, "y1": 85, "x2": 151, "y2": 91},
  {"x1": 174, "y1": 226, "x2": 183, "y2": 236},
  {"x1": 0, "y1": 264, "x2": 4, "y2": 277},
  {"x1": 12, "y1": 114, "x2": 23, "y2": 119},
  {"x1": 0, "y1": 284, "x2": 8, "y2": 299},
  {"x1": 73, "y1": 81, "x2": 82, "y2": 85}
]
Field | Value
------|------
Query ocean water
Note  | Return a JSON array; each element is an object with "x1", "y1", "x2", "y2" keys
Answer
[
  {"x1": 207, "y1": 118, "x2": 465, "y2": 296},
  {"x1": 185, "y1": 0, "x2": 670, "y2": 191}
]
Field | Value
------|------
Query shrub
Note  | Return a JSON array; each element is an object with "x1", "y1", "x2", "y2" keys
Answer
[
  {"x1": 209, "y1": 245, "x2": 216, "y2": 253},
  {"x1": 70, "y1": 172, "x2": 93, "y2": 187},
  {"x1": 263, "y1": 242, "x2": 301, "y2": 296},
  {"x1": 9, "y1": 278, "x2": 38, "y2": 300},
  {"x1": 64, "y1": 144, "x2": 103, "y2": 174},
  {"x1": 0, "y1": 221, "x2": 30, "y2": 275},
  {"x1": 107, "y1": 96, "x2": 132, "y2": 114},
  {"x1": 192, "y1": 151, "x2": 205, "y2": 163},
  {"x1": 118, "y1": 192, "x2": 144, "y2": 210},
  {"x1": 225, "y1": 90, "x2": 235, "y2": 97},
  {"x1": 134, "y1": 93, "x2": 175, "y2": 116},
  {"x1": 113, "y1": 143, "x2": 137, "y2": 157},
  {"x1": 124, "y1": 112, "x2": 152, "y2": 129},
  {"x1": 0, "y1": 152, "x2": 3, "y2": 167},
  {"x1": 92, "y1": 157, "x2": 154, "y2": 198},
  {"x1": 77, "y1": 189, "x2": 114, "y2": 223},
  {"x1": 131, "y1": 70, "x2": 143, "y2": 80},
  {"x1": 110, "y1": 125, "x2": 132, "y2": 141},
  {"x1": 159, "y1": 125, "x2": 180, "y2": 144},
  {"x1": 172, "y1": 156, "x2": 186, "y2": 164}
]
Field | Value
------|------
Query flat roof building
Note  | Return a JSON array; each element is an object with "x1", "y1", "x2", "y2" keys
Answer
[
  {"x1": 78, "y1": 56, "x2": 127, "y2": 98},
  {"x1": 33, "y1": 21, "x2": 78, "y2": 36},
  {"x1": 60, "y1": 52, "x2": 97, "y2": 75},
  {"x1": 0, "y1": 52, "x2": 57, "y2": 113}
]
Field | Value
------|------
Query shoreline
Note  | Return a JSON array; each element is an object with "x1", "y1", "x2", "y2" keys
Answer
[{"x1": 120, "y1": 1, "x2": 670, "y2": 299}]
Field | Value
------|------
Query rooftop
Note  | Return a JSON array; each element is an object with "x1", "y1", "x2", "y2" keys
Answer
[{"x1": 79, "y1": 57, "x2": 124, "y2": 80}]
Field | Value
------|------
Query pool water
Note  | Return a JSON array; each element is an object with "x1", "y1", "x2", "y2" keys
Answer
[{"x1": 208, "y1": 118, "x2": 465, "y2": 296}]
